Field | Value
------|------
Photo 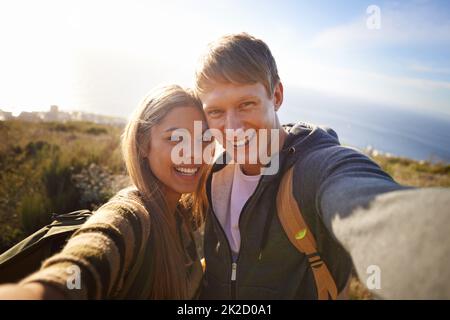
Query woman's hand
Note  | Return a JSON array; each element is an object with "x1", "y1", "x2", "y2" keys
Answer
[{"x1": 0, "y1": 282, "x2": 65, "y2": 300}]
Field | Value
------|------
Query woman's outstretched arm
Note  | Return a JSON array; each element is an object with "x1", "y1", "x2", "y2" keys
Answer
[
  {"x1": 0, "y1": 282, "x2": 64, "y2": 300},
  {"x1": 0, "y1": 190, "x2": 151, "y2": 300}
]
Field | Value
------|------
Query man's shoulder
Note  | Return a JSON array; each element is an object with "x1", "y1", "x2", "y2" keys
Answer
[
  {"x1": 287, "y1": 125, "x2": 379, "y2": 189},
  {"x1": 283, "y1": 122, "x2": 340, "y2": 152}
]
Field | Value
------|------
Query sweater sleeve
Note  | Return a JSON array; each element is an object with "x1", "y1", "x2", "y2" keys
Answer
[
  {"x1": 303, "y1": 144, "x2": 450, "y2": 298},
  {"x1": 19, "y1": 193, "x2": 151, "y2": 299}
]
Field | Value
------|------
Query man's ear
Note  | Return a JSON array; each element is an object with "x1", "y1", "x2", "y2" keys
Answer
[{"x1": 273, "y1": 82, "x2": 284, "y2": 111}]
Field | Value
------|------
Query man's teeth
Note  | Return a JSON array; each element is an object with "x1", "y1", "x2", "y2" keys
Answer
[
  {"x1": 228, "y1": 132, "x2": 255, "y2": 147},
  {"x1": 233, "y1": 139, "x2": 247, "y2": 147},
  {"x1": 175, "y1": 167, "x2": 199, "y2": 175}
]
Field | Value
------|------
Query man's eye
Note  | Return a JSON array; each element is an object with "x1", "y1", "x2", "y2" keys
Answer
[{"x1": 240, "y1": 101, "x2": 254, "y2": 108}]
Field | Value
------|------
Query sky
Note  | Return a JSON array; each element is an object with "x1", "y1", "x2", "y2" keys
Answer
[{"x1": 0, "y1": 0, "x2": 449, "y2": 119}]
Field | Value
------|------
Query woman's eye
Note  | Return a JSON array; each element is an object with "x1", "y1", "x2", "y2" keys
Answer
[
  {"x1": 169, "y1": 135, "x2": 182, "y2": 142},
  {"x1": 208, "y1": 110, "x2": 222, "y2": 117}
]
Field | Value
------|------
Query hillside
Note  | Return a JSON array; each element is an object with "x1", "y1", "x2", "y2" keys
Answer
[{"x1": 0, "y1": 120, "x2": 448, "y2": 299}]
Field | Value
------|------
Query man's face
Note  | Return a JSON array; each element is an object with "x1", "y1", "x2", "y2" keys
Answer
[{"x1": 200, "y1": 82, "x2": 284, "y2": 168}]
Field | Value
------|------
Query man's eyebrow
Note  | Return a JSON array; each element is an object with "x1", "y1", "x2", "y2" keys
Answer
[
  {"x1": 237, "y1": 95, "x2": 260, "y2": 103},
  {"x1": 204, "y1": 96, "x2": 259, "y2": 110}
]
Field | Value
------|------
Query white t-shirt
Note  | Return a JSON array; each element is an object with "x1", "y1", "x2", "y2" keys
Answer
[{"x1": 226, "y1": 165, "x2": 261, "y2": 256}]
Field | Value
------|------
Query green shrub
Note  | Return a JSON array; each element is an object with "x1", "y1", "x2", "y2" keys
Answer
[
  {"x1": 42, "y1": 155, "x2": 81, "y2": 214},
  {"x1": 47, "y1": 122, "x2": 77, "y2": 132},
  {"x1": 20, "y1": 192, "x2": 51, "y2": 234},
  {"x1": 85, "y1": 127, "x2": 108, "y2": 135},
  {"x1": 0, "y1": 225, "x2": 24, "y2": 254}
]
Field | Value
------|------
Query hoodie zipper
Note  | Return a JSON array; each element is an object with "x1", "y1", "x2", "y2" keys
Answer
[
  {"x1": 209, "y1": 176, "x2": 266, "y2": 300},
  {"x1": 231, "y1": 262, "x2": 237, "y2": 299},
  {"x1": 208, "y1": 137, "x2": 295, "y2": 298}
]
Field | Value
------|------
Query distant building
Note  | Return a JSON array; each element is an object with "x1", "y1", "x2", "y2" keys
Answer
[
  {"x1": 70, "y1": 111, "x2": 83, "y2": 121},
  {"x1": 57, "y1": 111, "x2": 71, "y2": 122},
  {"x1": 7, "y1": 105, "x2": 126, "y2": 126},
  {"x1": 44, "y1": 105, "x2": 59, "y2": 121},
  {"x1": 50, "y1": 105, "x2": 59, "y2": 114},
  {"x1": 0, "y1": 109, "x2": 13, "y2": 121},
  {"x1": 18, "y1": 111, "x2": 40, "y2": 122}
]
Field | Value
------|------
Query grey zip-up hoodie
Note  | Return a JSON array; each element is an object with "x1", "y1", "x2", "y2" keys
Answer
[{"x1": 201, "y1": 121, "x2": 450, "y2": 299}]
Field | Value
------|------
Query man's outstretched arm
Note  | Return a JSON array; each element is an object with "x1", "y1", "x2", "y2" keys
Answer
[{"x1": 305, "y1": 145, "x2": 450, "y2": 299}]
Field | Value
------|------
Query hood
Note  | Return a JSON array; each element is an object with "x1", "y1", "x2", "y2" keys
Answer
[{"x1": 277, "y1": 121, "x2": 340, "y2": 175}]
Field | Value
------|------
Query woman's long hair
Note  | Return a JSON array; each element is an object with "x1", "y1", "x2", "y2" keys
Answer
[{"x1": 121, "y1": 84, "x2": 205, "y2": 299}]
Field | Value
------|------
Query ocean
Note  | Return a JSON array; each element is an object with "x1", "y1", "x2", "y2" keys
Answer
[{"x1": 278, "y1": 89, "x2": 450, "y2": 163}]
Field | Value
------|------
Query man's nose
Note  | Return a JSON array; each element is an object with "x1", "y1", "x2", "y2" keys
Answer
[{"x1": 224, "y1": 110, "x2": 242, "y2": 130}]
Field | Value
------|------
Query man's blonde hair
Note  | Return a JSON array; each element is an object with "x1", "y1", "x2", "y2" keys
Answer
[{"x1": 195, "y1": 33, "x2": 280, "y2": 97}]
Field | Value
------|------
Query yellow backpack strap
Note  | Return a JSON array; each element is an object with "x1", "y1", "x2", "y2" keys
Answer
[{"x1": 276, "y1": 166, "x2": 338, "y2": 300}]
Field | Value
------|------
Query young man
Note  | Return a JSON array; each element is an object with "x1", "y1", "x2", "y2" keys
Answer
[{"x1": 194, "y1": 33, "x2": 450, "y2": 299}]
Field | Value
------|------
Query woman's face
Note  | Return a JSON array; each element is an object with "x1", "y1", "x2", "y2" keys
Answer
[{"x1": 147, "y1": 105, "x2": 209, "y2": 196}]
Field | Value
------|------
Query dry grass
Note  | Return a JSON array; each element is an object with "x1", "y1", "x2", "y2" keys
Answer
[
  {"x1": 1, "y1": 120, "x2": 449, "y2": 299},
  {"x1": 0, "y1": 120, "x2": 126, "y2": 252}
]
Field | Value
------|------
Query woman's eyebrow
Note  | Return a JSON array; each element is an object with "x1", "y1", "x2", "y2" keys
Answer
[
  {"x1": 165, "y1": 126, "x2": 207, "y2": 133},
  {"x1": 164, "y1": 127, "x2": 179, "y2": 132},
  {"x1": 204, "y1": 105, "x2": 221, "y2": 111}
]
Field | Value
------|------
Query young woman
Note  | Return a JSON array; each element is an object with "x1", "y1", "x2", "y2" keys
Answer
[{"x1": 0, "y1": 85, "x2": 210, "y2": 299}]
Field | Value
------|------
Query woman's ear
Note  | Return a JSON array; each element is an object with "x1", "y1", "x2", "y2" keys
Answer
[{"x1": 273, "y1": 82, "x2": 284, "y2": 111}]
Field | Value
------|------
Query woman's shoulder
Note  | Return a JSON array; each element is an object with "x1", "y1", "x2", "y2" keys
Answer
[
  {"x1": 94, "y1": 186, "x2": 152, "y2": 236},
  {"x1": 100, "y1": 186, "x2": 147, "y2": 212}
]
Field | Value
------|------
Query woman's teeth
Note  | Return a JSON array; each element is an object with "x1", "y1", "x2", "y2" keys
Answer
[{"x1": 175, "y1": 167, "x2": 199, "y2": 175}]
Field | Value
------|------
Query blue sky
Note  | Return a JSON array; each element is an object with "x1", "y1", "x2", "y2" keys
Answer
[{"x1": 0, "y1": 0, "x2": 449, "y2": 118}]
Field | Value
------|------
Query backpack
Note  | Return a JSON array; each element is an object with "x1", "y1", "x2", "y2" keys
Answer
[
  {"x1": 0, "y1": 210, "x2": 92, "y2": 284},
  {"x1": 0, "y1": 209, "x2": 152, "y2": 299},
  {"x1": 276, "y1": 166, "x2": 339, "y2": 300}
]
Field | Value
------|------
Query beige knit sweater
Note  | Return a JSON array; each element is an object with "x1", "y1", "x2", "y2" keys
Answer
[{"x1": 20, "y1": 187, "x2": 203, "y2": 299}]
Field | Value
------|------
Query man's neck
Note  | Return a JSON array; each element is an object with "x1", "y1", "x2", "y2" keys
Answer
[{"x1": 240, "y1": 163, "x2": 262, "y2": 176}]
